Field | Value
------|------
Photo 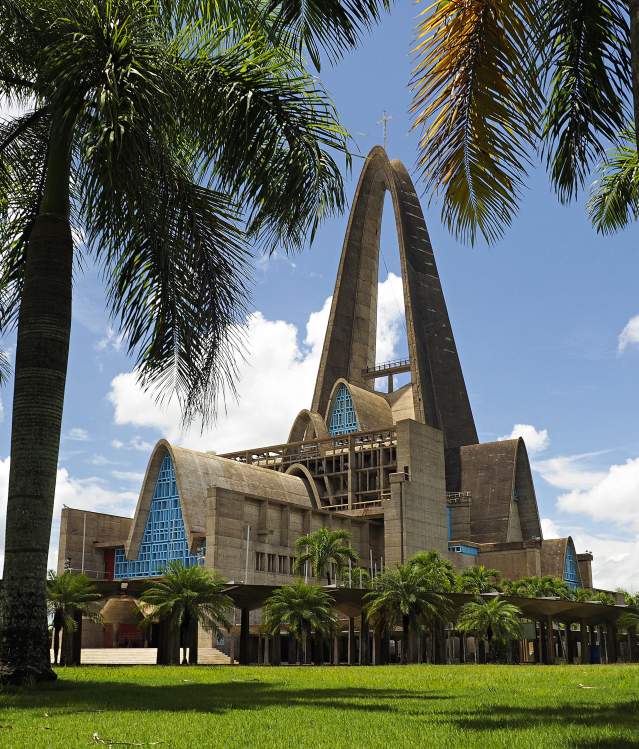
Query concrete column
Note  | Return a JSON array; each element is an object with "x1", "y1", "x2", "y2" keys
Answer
[
  {"x1": 239, "y1": 608, "x2": 250, "y2": 665},
  {"x1": 359, "y1": 613, "x2": 370, "y2": 665},
  {"x1": 271, "y1": 633, "x2": 281, "y2": 666},
  {"x1": 372, "y1": 629, "x2": 382, "y2": 665},
  {"x1": 188, "y1": 620, "x2": 198, "y2": 665},
  {"x1": 606, "y1": 624, "x2": 618, "y2": 664},
  {"x1": 71, "y1": 610, "x2": 83, "y2": 666},
  {"x1": 333, "y1": 635, "x2": 340, "y2": 665},
  {"x1": 545, "y1": 617, "x2": 555, "y2": 665},
  {"x1": 348, "y1": 618, "x2": 356, "y2": 665},
  {"x1": 590, "y1": 622, "x2": 599, "y2": 664},
  {"x1": 566, "y1": 623, "x2": 576, "y2": 664},
  {"x1": 580, "y1": 621, "x2": 589, "y2": 664},
  {"x1": 264, "y1": 635, "x2": 270, "y2": 665}
]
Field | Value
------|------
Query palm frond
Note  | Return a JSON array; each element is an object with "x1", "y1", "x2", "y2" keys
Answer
[
  {"x1": 263, "y1": 0, "x2": 392, "y2": 69},
  {"x1": 83, "y1": 149, "x2": 250, "y2": 425},
  {"x1": 412, "y1": 0, "x2": 542, "y2": 245},
  {"x1": 0, "y1": 109, "x2": 50, "y2": 331},
  {"x1": 541, "y1": 0, "x2": 631, "y2": 202},
  {"x1": 140, "y1": 561, "x2": 233, "y2": 632},
  {"x1": 0, "y1": 349, "x2": 10, "y2": 386},
  {"x1": 179, "y1": 33, "x2": 349, "y2": 252},
  {"x1": 587, "y1": 129, "x2": 639, "y2": 232}
]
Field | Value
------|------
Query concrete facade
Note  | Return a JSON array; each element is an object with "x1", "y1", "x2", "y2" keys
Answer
[{"x1": 58, "y1": 147, "x2": 593, "y2": 606}]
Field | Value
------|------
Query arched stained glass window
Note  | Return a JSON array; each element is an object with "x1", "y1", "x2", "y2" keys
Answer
[
  {"x1": 327, "y1": 383, "x2": 359, "y2": 436},
  {"x1": 563, "y1": 541, "x2": 581, "y2": 589},
  {"x1": 114, "y1": 454, "x2": 202, "y2": 579}
]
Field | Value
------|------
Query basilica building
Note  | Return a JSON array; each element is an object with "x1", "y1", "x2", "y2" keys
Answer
[{"x1": 58, "y1": 147, "x2": 592, "y2": 610}]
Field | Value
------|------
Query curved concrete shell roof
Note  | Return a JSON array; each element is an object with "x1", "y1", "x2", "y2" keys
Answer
[
  {"x1": 541, "y1": 537, "x2": 580, "y2": 582},
  {"x1": 453, "y1": 438, "x2": 542, "y2": 544},
  {"x1": 125, "y1": 440, "x2": 311, "y2": 558},
  {"x1": 287, "y1": 409, "x2": 329, "y2": 443},
  {"x1": 325, "y1": 378, "x2": 394, "y2": 432}
]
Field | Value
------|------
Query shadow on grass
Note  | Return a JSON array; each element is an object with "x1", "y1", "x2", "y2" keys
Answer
[
  {"x1": 447, "y1": 700, "x2": 639, "y2": 743},
  {"x1": 1, "y1": 680, "x2": 451, "y2": 717}
]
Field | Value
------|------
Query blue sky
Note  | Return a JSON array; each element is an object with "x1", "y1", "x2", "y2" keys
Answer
[{"x1": 1, "y1": 3, "x2": 639, "y2": 589}]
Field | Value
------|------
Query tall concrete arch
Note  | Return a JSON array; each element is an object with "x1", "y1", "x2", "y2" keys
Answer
[{"x1": 311, "y1": 146, "x2": 477, "y2": 450}]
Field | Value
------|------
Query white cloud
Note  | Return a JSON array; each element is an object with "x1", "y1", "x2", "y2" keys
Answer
[
  {"x1": 111, "y1": 470, "x2": 144, "y2": 484},
  {"x1": 0, "y1": 457, "x2": 137, "y2": 573},
  {"x1": 111, "y1": 436, "x2": 153, "y2": 452},
  {"x1": 95, "y1": 327, "x2": 125, "y2": 353},
  {"x1": 66, "y1": 427, "x2": 89, "y2": 442},
  {"x1": 499, "y1": 423, "x2": 549, "y2": 455},
  {"x1": 88, "y1": 454, "x2": 116, "y2": 466},
  {"x1": 556, "y1": 457, "x2": 639, "y2": 531},
  {"x1": 534, "y1": 453, "x2": 607, "y2": 491},
  {"x1": 618, "y1": 315, "x2": 639, "y2": 352},
  {"x1": 0, "y1": 96, "x2": 27, "y2": 120},
  {"x1": 376, "y1": 272, "x2": 405, "y2": 363},
  {"x1": 541, "y1": 517, "x2": 561, "y2": 538},
  {"x1": 108, "y1": 273, "x2": 406, "y2": 454},
  {"x1": 541, "y1": 516, "x2": 639, "y2": 592}
]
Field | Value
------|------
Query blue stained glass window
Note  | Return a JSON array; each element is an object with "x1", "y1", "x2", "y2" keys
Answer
[
  {"x1": 328, "y1": 383, "x2": 359, "y2": 436},
  {"x1": 114, "y1": 454, "x2": 202, "y2": 579},
  {"x1": 563, "y1": 541, "x2": 581, "y2": 589}
]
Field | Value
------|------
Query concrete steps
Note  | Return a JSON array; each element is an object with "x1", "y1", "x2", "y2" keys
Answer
[{"x1": 52, "y1": 647, "x2": 231, "y2": 665}]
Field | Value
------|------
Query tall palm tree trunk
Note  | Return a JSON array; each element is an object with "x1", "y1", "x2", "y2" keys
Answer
[
  {"x1": 0, "y1": 122, "x2": 73, "y2": 684},
  {"x1": 631, "y1": 0, "x2": 639, "y2": 151},
  {"x1": 52, "y1": 624, "x2": 61, "y2": 666},
  {"x1": 402, "y1": 615, "x2": 410, "y2": 664}
]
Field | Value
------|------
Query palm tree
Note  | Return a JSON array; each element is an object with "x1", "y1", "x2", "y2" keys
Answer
[
  {"x1": 407, "y1": 550, "x2": 458, "y2": 592},
  {"x1": 618, "y1": 589, "x2": 639, "y2": 607},
  {"x1": 263, "y1": 581, "x2": 336, "y2": 664},
  {"x1": 619, "y1": 605, "x2": 639, "y2": 660},
  {"x1": 140, "y1": 561, "x2": 232, "y2": 665},
  {"x1": 411, "y1": 0, "x2": 638, "y2": 244},
  {"x1": 457, "y1": 597, "x2": 523, "y2": 663},
  {"x1": 587, "y1": 129, "x2": 639, "y2": 232},
  {"x1": 572, "y1": 588, "x2": 597, "y2": 603},
  {"x1": 505, "y1": 576, "x2": 570, "y2": 599},
  {"x1": 0, "y1": 0, "x2": 389, "y2": 684},
  {"x1": 340, "y1": 565, "x2": 371, "y2": 588},
  {"x1": 46, "y1": 571, "x2": 101, "y2": 666},
  {"x1": 365, "y1": 563, "x2": 451, "y2": 663},
  {"x1": 459, "y1": 566, "x2": 501, "y2": 596},
  {"x1": 294, "y1": 528, "x2": 358, "y2": 585}
]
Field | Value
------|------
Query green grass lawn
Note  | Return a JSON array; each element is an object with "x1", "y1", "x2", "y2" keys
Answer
[{"x1": 1, "y1": 664, "x2": 639, "y2": 748}]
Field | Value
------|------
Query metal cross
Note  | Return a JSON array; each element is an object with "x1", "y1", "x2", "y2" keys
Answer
[{"x1": 377, "y1": 110, "x2": 392, "y2": 150}]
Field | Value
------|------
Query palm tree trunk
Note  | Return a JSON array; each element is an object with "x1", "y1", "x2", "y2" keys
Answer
[
  {"x1": 52, "y1": 625, "x2": 61, "y2": 666},
  {"x1": 402, "y1": 615, "x2": 410, "y2": 664},
  {"x1": 0, "y1": 117, "x2": 73, "y2": 684},
  {"x1": 630, "y1": 0, "x2": 639, "y2": 151}
]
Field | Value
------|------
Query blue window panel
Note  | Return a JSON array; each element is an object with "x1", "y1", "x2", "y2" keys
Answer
[
  {"x1": 328, "y1": 384, "x2": 359, "y2": 436},
  {"x1": 448, "y1": 544, "x2": 478, "y2": 557},
  {"x1": 563, "y1": 541, "x2": 581, "y2": 589},
  {"x1": 114, "y1": 454, "x2": 203, "y2": 579}
]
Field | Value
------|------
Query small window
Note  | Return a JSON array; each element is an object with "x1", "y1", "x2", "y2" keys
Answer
[
  {"x1": 267, "y1": 553, "x2": 276, "y2": 573},
  {"x1": 278, "y1": 555, "x2": 287, "y2": 574},
  {"x1": 255, "y1": 551, "x2": 265, "y2": 572}
]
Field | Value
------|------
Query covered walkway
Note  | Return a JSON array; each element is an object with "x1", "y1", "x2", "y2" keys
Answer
[{"x1": 61, "y1": 581, "x2": 634, "y2": 667}]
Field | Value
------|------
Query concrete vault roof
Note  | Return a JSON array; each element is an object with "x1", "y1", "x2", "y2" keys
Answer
[
  {"x1": 325, "y1": 378, "x2": 394, "y2": 432},
  {"x1": 452, "y1": 438, "x2": 542, "y2": 545},
  {"x1": 124, "y1": 440, "x2": 311, "y2": 559},
  {"x1": 541, "y1": 537, "x2": 578, "y2": 581}
]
